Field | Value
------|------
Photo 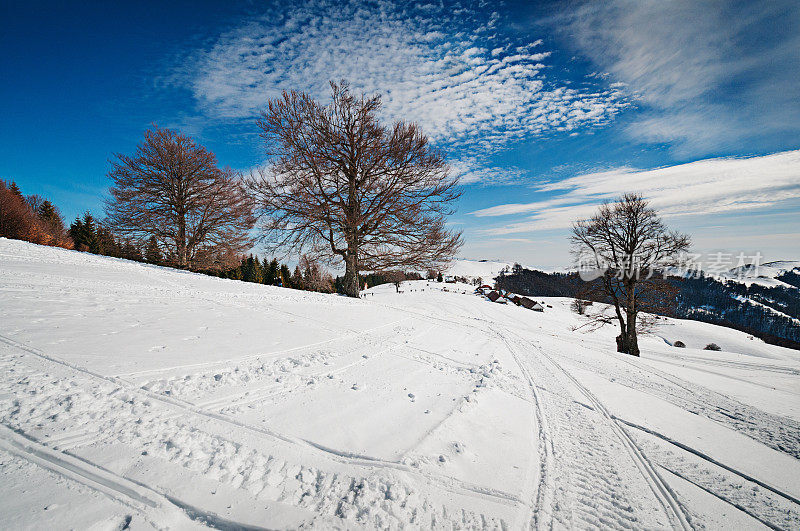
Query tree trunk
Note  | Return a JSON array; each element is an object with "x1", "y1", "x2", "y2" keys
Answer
[
  {"x1": 616, "y1": 333, "x2": 628, "y2": 354},
  {"x1": 625, "y1": 310, "x2": 640, "y2": 356},
  {"x1": 342, "y1": 252, "x2": 360, "y2": 298},
  {"x1": 177, "y1": 212, "x2": 187, "y2": 269},
  {"x1": 624, "y1": 283, "x2": 640, "y2": 356}
]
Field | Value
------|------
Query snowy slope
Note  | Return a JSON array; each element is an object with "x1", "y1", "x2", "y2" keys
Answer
[
  {"x1": 444, "y1": 258, "x2": 512, "y2": 281},
  {"x1": 721, "y1": 259, "x2": 800, "y2": 288},
  {"x1": 1, "y1": 238, "x2": 800, "y2": 529}
]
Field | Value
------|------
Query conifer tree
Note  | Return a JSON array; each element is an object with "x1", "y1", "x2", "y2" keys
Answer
[
  {"x1": 279, "y1": 264, "x2": 291, "y2": 288},
  {"x1": 291, "y1": 265, "x2": 304, "y2": 290},
  {"x1": 8, "y1": 182, "x2": 23, "y2": 199},
  {"x1": 264, "y1": 258, "x2": 279, "y2": 285},
  {"x1": 144, "y1": 236, "x2": 162, "y2": 264},
  {"x1": 37, "y1": 200, "x2": 64, "y2": 230},
  {"x1": 242, "y1": 255, "x2": 263, "y2": 283}
]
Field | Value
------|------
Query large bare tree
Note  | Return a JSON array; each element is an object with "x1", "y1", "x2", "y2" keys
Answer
[
  {"x1": 571, "y1": 193, "x2": 690, "y2": 356},
  {"x1": 106, "y1": 127, "x2": 255, "y2": 270},
  {"x1": 249, "y1": 82, "x2": 463, "y2": 297}
]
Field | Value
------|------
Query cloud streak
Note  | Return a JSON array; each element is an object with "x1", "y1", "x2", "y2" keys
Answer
[
  {"x1": 173, "y1": 0, "x2": 627, "y2": 182},
  {"x1": 555, "y1": 0, "x2": 800, "y2": 153},
  {"x1": 473, "y1": 150, "x2": 800, "y2": 234}
]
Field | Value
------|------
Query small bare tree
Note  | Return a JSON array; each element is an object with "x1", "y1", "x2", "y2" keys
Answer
[
  {"x1": 249, "y1": 82, "x2": 463, "y2": 297},
  {"x1": 571, "y1": 193, "x2": 690, "y2": 356},
  {"x1": 106, "y1": 127, "x2": 255, "y2": 270}
]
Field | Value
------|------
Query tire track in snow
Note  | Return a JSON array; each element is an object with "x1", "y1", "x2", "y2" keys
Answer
[
  {"x1": 494, "y1": 331, "x2": 554, "y2": 530},
  {"x1": 508, "y1": 330, "x2": 692, "y2": 531},
  {"x1": 374, "y1": 297, "x2": 678, "y2": 529},
  {"x1": 562, "y1": 341, "x2": 800, "y2": 459}
]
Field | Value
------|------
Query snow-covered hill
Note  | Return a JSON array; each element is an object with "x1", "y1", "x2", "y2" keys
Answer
[
  {"x1": 721, "y1": 260, "x2": 800, "y2": 288},
  {"x1": 444, "y1": 258, "x2": 512, "y2": 281},
  {"x1": 1, "y1": 238, "x2": 800, "y2": 529}
]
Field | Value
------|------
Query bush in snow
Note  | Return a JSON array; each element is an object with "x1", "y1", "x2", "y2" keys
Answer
[
  {"x1": 673, "y1": 341, "x2": 685, "y2": 348},
  {"x1": 571, "y1": 299, "x2": 588, "y2": 315},
  {"x1": 704, "y1": 343, "x2": 722, "y2": 351}
]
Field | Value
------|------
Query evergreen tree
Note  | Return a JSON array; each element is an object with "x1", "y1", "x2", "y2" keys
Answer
[
  {"x1": 242, "y1": 255, "x2": 263, "y2": 283},
  {"x1": 264, "y1": 258, "x2": 279, "y2": 285},
  {"x1": 68, "y1": 217, "x2": 84, "y2": 249},
  {"x1": 291, "y1": 265, "x2": 304, "y2": 290},
  {"x1": 82, "y1": 212, "x2": 100, "y2": 253},
  {"x1": 279, "y1": 264, "x2": 291, "y2": 288},
  {"x1": 144, "y1": 236, "x2": 162, "y2": 264},
  {"x1": 120, "y1": 239, "x2": 142, "y2": 261},
  {"x1": 37, "y1": 200, "x2": 64, "y2": 230},
  {"x1": 8, "y1": 182, "x2": 23, "y2": 199}
]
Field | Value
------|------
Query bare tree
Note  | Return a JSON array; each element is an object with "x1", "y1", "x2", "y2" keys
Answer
[
  {"x1": 383, "y1": 270, "x2": 406, "y2": 293},
  {"x1": 106, "y1": 127, "x2": 255, "y2": 270},
  {"x1": 299, "y1": 254, "x2": 335, "y2": 293},
  {"x1": 571, "y1": 193, "x2": 690, "y2": 356},
  {"x1": 248, "y1": 82, "x2": 463, "y2": 297}
]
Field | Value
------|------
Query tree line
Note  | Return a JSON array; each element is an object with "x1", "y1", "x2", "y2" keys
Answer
[
  {"x1": 2, "y1": 81, "x2": 463, "y2": 296},
  {"x1": 1, "y1": 180, "x2": 441, "y2": 296},
  {"x1": 0, "y1": 180, "x2": 73, "y2": 248}
]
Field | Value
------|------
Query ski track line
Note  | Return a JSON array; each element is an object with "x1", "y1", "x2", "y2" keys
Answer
[
  {"x1": 617, "y1": 418, "x2": 800, "y2": 508},
  {"x1": 605, "y1": 348, "x2": 800, "y2": 459},
  {"x1": 0, "y1": 332, "x2": 526, "y2": 511},
  {"x1": 514, "y1": 332, "x2": 693, "y2": 531},
  {"x1": 658, "y1": 464, "x2": 784, "y2": 531},
  {"x1": 0, "y1": 423, "x2": 271, "y2": 531},
  {"x1": 540, "y1": 332, "x2": 800, "y2": 461},
  {"x1": 494, "y1": 330, "x2": 554, "y2": 531},
  {"x1": 114, "y1": 315, "x2": 415, "y2": 379},
  {"x1": 641, "y1": 355, "x2": 800, "y2": 396},
  {"x1": 373, "y1": 298, "x2": 559, "y2": 528},
  {"x1": 647, "y1": 351, "x2": 800, "y2": 376}
]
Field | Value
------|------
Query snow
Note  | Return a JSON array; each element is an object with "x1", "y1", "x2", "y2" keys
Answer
[
  {"x1": 721, "y1": 259, "x2": 800, "y2": 288},
  {"x1": 1, "y1": 237, "x2": 800, "y2": 529},
  {"x1": 443, "y1": 258, "x2": 513, "y2": 281}
]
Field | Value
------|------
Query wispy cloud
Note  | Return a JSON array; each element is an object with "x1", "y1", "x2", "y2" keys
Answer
[
  {"x1": 473, "y1": 150, "x2": 800, "y2": 234},
  {"x1": 554, "y1": 0, "x2": 800, "y2": 153},
  {"x1": 172, "y1": 0, "x2": 627, "y2": 181}
]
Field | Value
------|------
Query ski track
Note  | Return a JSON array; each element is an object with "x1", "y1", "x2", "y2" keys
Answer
[
  {"x1": 549, "y1": 339, "x2": 800, "y2": 459},
  {"x1": 0, "y1": 334, "x2": 519, "y2": 529},
  {"x1": 3, "y1": 243, "x2": 799, "y2": 530},
  {"x1": 375, "y1": 299, "x2": 685, "y2": 529}
]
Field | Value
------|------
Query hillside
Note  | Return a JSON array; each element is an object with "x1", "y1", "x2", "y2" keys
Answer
[
  {"x1": 443, "y1": 258, "x2": 514, "y2": 281},
  {"x1": 1, "y1": 238, "x2": 800, "y2": 529}
]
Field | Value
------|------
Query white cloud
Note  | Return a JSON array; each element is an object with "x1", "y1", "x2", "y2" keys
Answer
[
  {"x1": 556, "y1": 1, "x2": 800, "y2": 153},
  {"x1": 174, "y1": 0, "x2": 627, "y2": 170},
  {"x1": 474, "y1": 150, "x2": 800, "y2": 234}
]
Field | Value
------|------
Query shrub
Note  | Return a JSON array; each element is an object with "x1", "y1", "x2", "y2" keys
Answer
[
  {"x1": 571, "y1": 299, "x2": 588, "y2": 315},
  {"x1": 673, "y1": 341, "x2": 685, "y2": 348},
  {"x1": 704, "y1": 343, "x2": 722, "y2": 351}
]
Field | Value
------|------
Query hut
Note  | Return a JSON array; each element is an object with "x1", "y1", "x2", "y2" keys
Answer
[
  {"x1": 486, "y1": 290, "x2": 500, "y2": 302},
  {"x1": 519, "y1": 297, "x2": 544, "y2": 312}
]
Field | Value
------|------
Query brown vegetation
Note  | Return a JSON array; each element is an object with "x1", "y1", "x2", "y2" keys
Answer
[
  {"x1": 249, "y1": 82, "x2": 462, "y2": 297},
  {"x1": 105, "y1": 127, "x2": 255, "y2": 270},
  {"x1": 571, "y1": 193, "x2": 690, "y2": 356},
  {"x1": 0, "y1": 180, "x2": 73, "y2": 248}
]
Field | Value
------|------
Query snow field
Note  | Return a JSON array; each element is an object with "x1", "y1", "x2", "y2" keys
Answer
[{"x1": 1, "y1": 238, "x2": 800, "y2": 529}]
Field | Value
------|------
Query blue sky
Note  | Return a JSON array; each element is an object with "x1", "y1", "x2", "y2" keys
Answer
[{"x1": 2, "y1": 0, "x2": 799, "y2": 268}]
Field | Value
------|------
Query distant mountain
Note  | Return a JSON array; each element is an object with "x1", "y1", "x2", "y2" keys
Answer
[
  {"x1": 444, "y1": 259, "x2": 513, "y2": 282},
  {"x1": 720, "y1": 260, "x2": 800, "y2": 288},
  {"x1": 492, "y1": 261, "x2": 800, "y2": 350}
]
